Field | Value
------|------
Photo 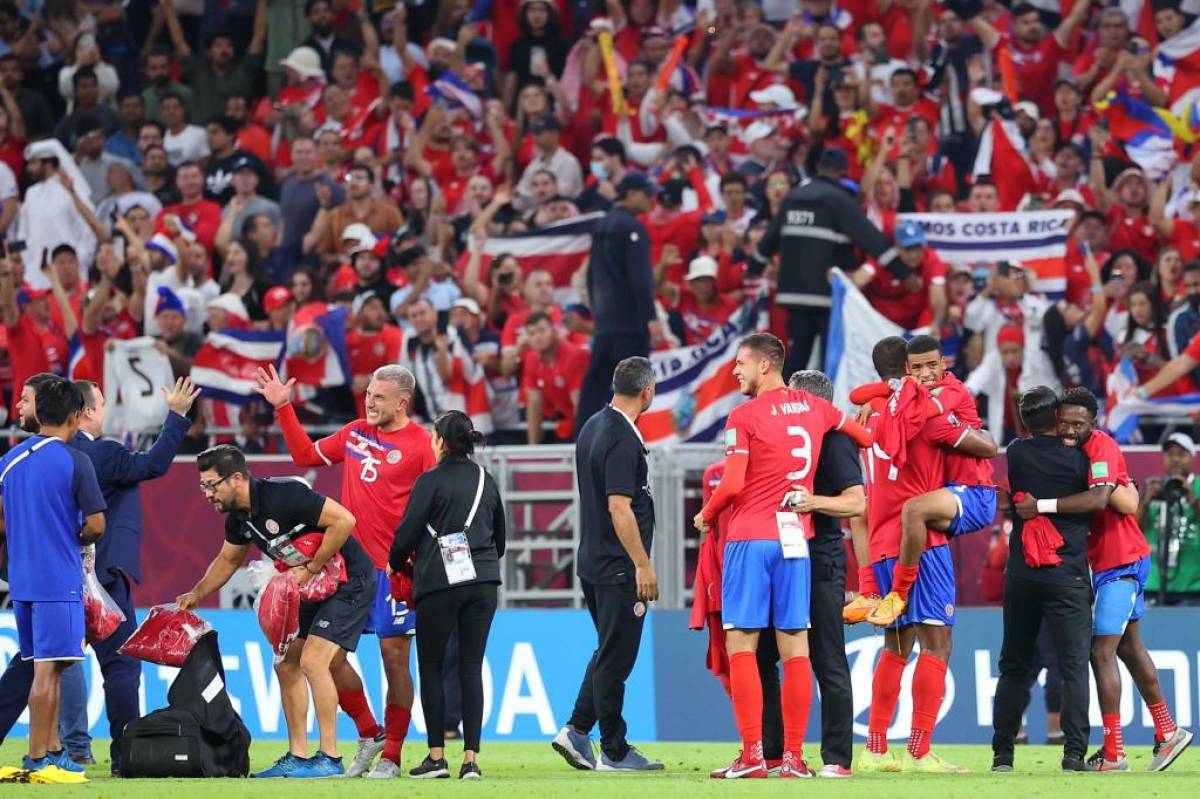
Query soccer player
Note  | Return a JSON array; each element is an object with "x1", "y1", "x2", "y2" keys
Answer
[
  {"x1": 254, "y1": 363, "x2": 435, "y2": 779},
  {"x1": 853, "y1": 337, "x2": 995, "y2": 774},
  {"x1": 693, "y1": 333, "x2": 872, "y2": 779},
  {"x1": 1054, "y1": 388, "x2": 1194, "y2": 772},
  {"x1": 854, "y1": 335, "x2": 999, "y2": 625},
  {"x1": 0, "y1": 378, "x2": 105, "y2": 784},
  {"x1": 178, "y1": 445, "x2": 370, "y2": 779}
]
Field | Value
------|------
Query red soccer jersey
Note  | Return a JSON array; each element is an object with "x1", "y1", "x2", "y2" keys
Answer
[
  {"x1": 927, "y1": 374, "x2": 994, "y2": 486},
  {"x1": 1007, "y1": 34, "x2": 1065, "y2": 116},
  {"x1": 520, "y1": 341, "x2": 589, "y2": 440},
  {"x1": 863, "y1": 399, "x2": 949, "y2": 562},
  {"x1": 1107, "y1": 206, "x2": 1161, "y2": 266},
  {"x1": 346, "y1": 325, "x2": 404, "y2": 418},
  {"x1": 721, "y1": 386, "x2": 847, "y2": 542},
  {"x1": 283, "y1": 410, "x2": 435, "y2": 569},
  {"x1": 863, "y1": 249, "x2": 947, "y2": 329},
  {"x1": 1081, "y1": 430, "x2": 1152, "y2": 572}
]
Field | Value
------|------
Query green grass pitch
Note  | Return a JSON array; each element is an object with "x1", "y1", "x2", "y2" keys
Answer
[{"x1": 1, "y1": 740, "x2": 1197, "y2": 797}]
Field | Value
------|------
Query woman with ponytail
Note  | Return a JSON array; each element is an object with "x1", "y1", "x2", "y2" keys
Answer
[{"x1": 388, "y1": 410, "x2": 505, "y2": 780}]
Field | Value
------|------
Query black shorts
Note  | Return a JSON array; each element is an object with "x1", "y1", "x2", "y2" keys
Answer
[{"x1": 299, "y1": 569, "x2": 373, "y2": 652}]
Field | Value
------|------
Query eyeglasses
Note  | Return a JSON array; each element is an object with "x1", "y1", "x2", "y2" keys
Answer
[{"x1": 199, "y1": 474, "x2": 231, "y2": 494}]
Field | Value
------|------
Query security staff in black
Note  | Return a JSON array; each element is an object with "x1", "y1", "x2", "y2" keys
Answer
[
  {"x1": 554, "y1": 356, "x2": 664, "y2": 772},
  {"x1": 992, "y1": 387, "x2": 1112, "y2": 773},
  {"x1": 576, "y1": 172, "x2": 661, "y2": 430},
  {"x1": 749, "y1": 146, "x2": 905, "y2": 378},
  {"x1": 179, "y1": 444, "x2": 371, "y2": 778},
  {"x1": 389, "y1": 410, "x2": 505, "y2": 781}
]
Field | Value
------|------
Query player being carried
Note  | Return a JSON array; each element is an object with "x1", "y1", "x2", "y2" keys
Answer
[
  {"x1": 851, "y1": 337, "x2": 997, "y2": 774},
  {"x1": 1029, "y1": 388, "x2": 1192, "y2": 772},
  {"x1": 693, "y1": 333, "x2": 873, "y2": 779},
  {"x1": 844, "y1": 335, "x2": 999, "y2": 626},
  {"x1": 254, "y1": 364, "x2": 435, "y2": 779}
]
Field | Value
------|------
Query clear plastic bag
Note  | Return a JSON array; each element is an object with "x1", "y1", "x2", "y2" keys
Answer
[
  {"x1": 83, "y1": 564, "x2": 126, "y2": 645},
  {"x1": 118, "y1": 603, "x2": 213, "y2": 667}
]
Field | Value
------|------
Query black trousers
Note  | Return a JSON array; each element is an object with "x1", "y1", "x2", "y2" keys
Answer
[
  {"x1": 992, "y1": 575, "x2": 1091, "y2": 763},
  {"x1": 754, "y1": 553, "x2": 852, "y2": 767},
  {"x1": 784, "y1": 307, "x2": 830, "y2": 379},
  {"x1": 415, "y1": 582, "x2": 498, "y2": 752},
  {"x1": 576, "y1": 331, "x2": 649, "y2": 432},
  {"x1": 568, "y1": 579, "x2": 647, "y2": 761}
]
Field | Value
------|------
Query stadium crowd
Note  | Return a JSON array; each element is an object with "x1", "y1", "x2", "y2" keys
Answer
[{"x1": 7, "y1": 0, "x2": 1200, "y2": 447}]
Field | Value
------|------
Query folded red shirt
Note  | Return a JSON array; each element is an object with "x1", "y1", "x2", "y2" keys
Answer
[
  {"x1": 119, "y1": 604, "x2": 213, "y2": 667},
  {"x1": 1013, "y1": 492, "x2": 1064, "y2": 568}
]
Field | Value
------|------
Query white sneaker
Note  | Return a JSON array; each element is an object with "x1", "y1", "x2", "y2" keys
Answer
[
  {"x1": 345, "y1": 734, "x2": 386, "y2": 778},
  {"x1": 365, "y1": 758, "x2": 402, "y2": 779}
]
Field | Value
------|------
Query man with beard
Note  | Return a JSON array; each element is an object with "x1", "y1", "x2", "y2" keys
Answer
[
  {"x1": 179, "y1": 444, "x2": 366, "y2": 779},
  {"x1": 0, "y1": 55, "x2": 53, "y2": 140},
  {"x1": 104, "y1": 92, "x2": 146, "y2": 166},
  {"x1": 160, "y1": 0, "x2": 267, "y2": 127},
  {"x1": 299, "y1": 0, "x2": 360, "y2": 76},
  {"x1": 140, "y1": 48, "x2": 192, "y2": 122},
  {"x1": 346, "y1": 290, "x2": 403, "y2": 417},
  {"x1": 255, "y1": 363, "x2": 435, "y2": 779}
]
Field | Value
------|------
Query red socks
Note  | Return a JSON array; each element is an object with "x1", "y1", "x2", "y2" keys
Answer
[
  {"x1": 908, "y1": 654, "x2": 947, "y2": 758},
  {"x1": 729, "y1": 651, "x2": 763, "y2": 755},
  {"x1": 382, "y1": 704, "x2": 412, "y2": 765},
  {"x1": 781, "y1": 657, "x2": 813, "y2": 755},
  {"x1": 1148, "y1": 701, "x2": 1178, "y2": 743},
  {"x1": 1102, "y1": 713, "x2": 1124, "y2": 760},
  {"x1": 867, "y1": 650, "x2": 908, "y2": 753},
  {"x1": 892, "y1": 564, "x2": 920, "y2": 600},
  {"x1": 337, "y1": 689, "x2": 383, "y2": 739},
  {"x1": 858, "y1": 565, "x2": 882, "y2": 598}
]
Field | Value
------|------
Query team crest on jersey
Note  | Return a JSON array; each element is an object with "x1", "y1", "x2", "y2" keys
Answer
[
  {"x1": 387, "y1": 450, "x2": 402, "y2": 464},
  {"x1": 632, "y1": 601, "x2": 646, "y2": 618},
  {"x1": 373, "y1": 343, "x2": 385, "y2": 356},
  {"x1": 265, "y1": 519, "x2": 280, "y2": 535},
  {"x1": 945, "y1": 603, "x2": 955, "y2": 617}
]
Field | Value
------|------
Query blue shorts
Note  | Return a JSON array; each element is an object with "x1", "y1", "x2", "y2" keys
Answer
[
  {"x1": 364, "y1": 569, "x2": 416, "y2": 637},
  {"x1": 872, "y1": 545, "x2": 956, "y2": 629},
  {"x1": 722, "y1": 539, "x2": 811, "y2": 631},
  {"x1": 945, "y1": 484, "x2": 998, "y2": 538},
  {"x1": 1092, "y1": 556, "x2": 1151, "y2": 636},
  {"x1": 13, "y1": 600, "x2": 85, "y2": 661}
]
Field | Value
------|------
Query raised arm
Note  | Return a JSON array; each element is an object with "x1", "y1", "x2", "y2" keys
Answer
[
  {"x1": 1054, "y1": 0, "x2": 1090, "y2": 49},
  {"x1": 160, "y1": 0, "x2": 193, "y2": 58},
  {"x1": 254, "y1": 364, "x2": 345, "y2": 466},
  {"x1": 96, "y1": 379, "x2": 198, "y2": 485}
]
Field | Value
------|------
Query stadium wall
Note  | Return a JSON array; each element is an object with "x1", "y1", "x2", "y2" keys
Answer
[{"x1": 1, "y1": 608, "x2": 1195, "y2": 745}]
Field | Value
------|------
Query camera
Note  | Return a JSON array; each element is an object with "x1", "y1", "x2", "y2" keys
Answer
[
  {"x1": 497, "y1": 272, "x2": 514, "y2": 286},
  {"x1": 1163, "y1": 477, "x2": 1188, "y2": 502}
]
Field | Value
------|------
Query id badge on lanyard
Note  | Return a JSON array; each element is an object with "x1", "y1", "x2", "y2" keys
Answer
[
  {"x1": 775, "y1": 512, "x2": 809, "y2": 560},
  {"x1": 429, "y1": 465, "x2": 487, "y2": 585}
]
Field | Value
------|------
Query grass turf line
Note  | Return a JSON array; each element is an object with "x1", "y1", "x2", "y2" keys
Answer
[{"x1": 0, "y1": 740, "x2": 1195, "y2": 797}]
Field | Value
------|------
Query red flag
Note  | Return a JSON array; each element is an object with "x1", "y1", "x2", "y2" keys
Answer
[{"x1": 972, "y1": 117, "x2": 1037, "y2": 211}]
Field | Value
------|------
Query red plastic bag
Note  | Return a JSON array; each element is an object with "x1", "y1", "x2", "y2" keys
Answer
[
  {"x1": 83, "y1": 566, "x2": 126, "y2": 645},
  {"x1": 270, "y1": 533, "x2": 347, "y2": 602},
  {"x1": 256, "y1": 574, "x2": 300, "y2": 661},
  {"x1": 118, "y1": 604, "x2": 213, "y2": 667}
]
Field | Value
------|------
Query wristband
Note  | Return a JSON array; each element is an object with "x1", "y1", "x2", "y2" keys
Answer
[{"x1": 1036, "y1": 498, "x2": 1058, "y2": 514}]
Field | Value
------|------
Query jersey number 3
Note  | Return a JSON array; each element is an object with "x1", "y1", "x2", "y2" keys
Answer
[{"x1": 786, "y1": 426, "x2": 813, "y2": 481}]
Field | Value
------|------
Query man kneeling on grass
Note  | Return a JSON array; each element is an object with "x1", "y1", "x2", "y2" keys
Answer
[{"x1": 178, "y1": 445, "x2": 372, "y2": 778}]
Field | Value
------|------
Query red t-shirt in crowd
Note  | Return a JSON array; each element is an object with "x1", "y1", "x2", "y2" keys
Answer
[
  {"x1": 4, "y1": 314, "x2": 65, "y2": 416},
  {"x1": 76, "y1": 310, "x2": 139, "y2": 382},
  {"x1": 1107, "y1": 206, "x2": 1161, "y2": 265},
  {"x1": 501, "y1": 305, "x2": 563, "y2": 348},
  {"x1": 1007, "y1": 33, "x2": 1066, "y2": 116},
  {"x1": 346, "y1": 324, "x2": 404, "y2": 417},
  {"x1": 156, "y1": 199, "x2": 222, "y2": 251},
  {"x1": 872, "y1": 99, "x2": 940, "y2": 160},
  {"x1": 863, "y1": 249, "x2": 947, "y2": 329},
  {"x1": 676, "y1": 293, "x2": 737, "y2": 345},
  {"x1": 1171, "y1": 218, "x2": 1200, "y2": 262},
  {"x1": 1081, "y1": 429, "x2": 1151, "y2": 572},
  {"x1": 520, "y1": 339, "x2": 589, "y2": 440}
]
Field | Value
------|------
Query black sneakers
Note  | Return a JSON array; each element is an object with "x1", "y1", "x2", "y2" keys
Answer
[
  {"x1": 459, "y1": 762, "x2": 482, "y2": 780},
  {"x1": 1061, "y1": 756, "x2": 1088, "y2": 772},
  {"x1": 409, "y1": 756, "x2": 450, "y2": 779}
]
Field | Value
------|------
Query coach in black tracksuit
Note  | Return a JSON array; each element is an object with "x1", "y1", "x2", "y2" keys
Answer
[
  {"x1": 993, "y1": 386, "x2": 1111, "y2": 772},
  {"x1": 749, "y1": 147, "x2": 904, "y2": 378}
]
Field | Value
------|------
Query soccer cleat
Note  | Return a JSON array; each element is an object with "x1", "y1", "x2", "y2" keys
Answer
[
  {"x1": 345, "y1": 732, "x2": 386, "y2": 777},
  {"x1": 0, "y1": 766, "x2": 30, "y2": 783},
  {"x1": 1148, "y1": 727, "x2": 1193, "y2": 772},
  {"x1": 1061, "y1": 757, "x2": 1087, "y2": 772},
  {"x1": 902, "y1": 750, "x2": 969, "y2": 773},
  {"x1": 46, "y1": 750, "x2": 84, "y2": 773},
  {"x1": 765, "y1": 758, "x2": 782, "y2": 775},
  {"x1": 251, "y1": 752, "x2": 308, "y2": 778},
  {"x1": 365, "y1": 758, "x2": 402, "y2": 779},
  {"x1": 552, "y1": 725, "x2": 598, "y2": 770},
  {"x1": 597, "y1": 746, "x2": 664, "y2": 771},
  {"x1": 408, "y1": 755, "x2": 450, "y2": 779},
  {"x1": 843, "y1": 594, "x2": 882, "y2": 624},
  {"x1": 777, "y1": 751, "x2": 813, "y2": 778},
  {"x1": 854, "y1": 748, "x2": 901, "y2": 773},
  {"x1": 722, "y1": 742, "x2": 768, "y2": 779},
  {"x1": 867, "y1": 592, "x2": 909, "y2": 626},
  {"x1": 991, "y1": 763, "x2": 1014, "y2": 773},
  {"x1": 459, "y1": 762, "x2": 482, "y2": 780},
  {"x1": 1085, "y1": 750, "x2": 1129, "y2": 772},
  {"x1": 28, "y1": 764, "x2": 88, "y2": 785},
  {"x1": 817, "y1": 764, "x2": 852, "y2": 778},
  {"x1": 290, "y1": 752, "x2": 344, "y2": 778}
]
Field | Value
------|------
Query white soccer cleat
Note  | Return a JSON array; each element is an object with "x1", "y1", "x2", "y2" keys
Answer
[
  {"x1": 365, "y1": 757, "x2": 402, "y2": 779},
  {"x1": 345, "y1": 733, "x2": 386, "y2": 778}
]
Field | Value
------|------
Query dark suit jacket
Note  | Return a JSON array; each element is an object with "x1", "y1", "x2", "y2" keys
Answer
[{"x1": 71, "y1": 412, "x2": 190, "y2": 584}]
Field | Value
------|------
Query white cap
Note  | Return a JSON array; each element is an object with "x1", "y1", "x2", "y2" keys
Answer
[
  {"x1": 350, "y1": 237, "x2": 379, "y2": 258},
  {"x1": 1165, "y1": 432, "x2": 1197, "y2": 454},
  {"x1": 341, "y1": 222, "x2": 374, "y2": 244},
  {"x1": 1051, "y1": 188, "x2": 1086, "y2": 207},
  {"x1": 279, "y1": 46, "x2": 325, "y2": 80},
  {"x1": 207, "y1": 293, "x2": 249, "y2": 321},
  {"x1": 427, "y1": 37, "x2": 457, "y2": 55},
  {"x1": 749, "y1": 84, "x2": 796, "y2": 109},
  {"x1": 685, "y1": 255, "x2": 719, "y2": 281},
  {"x1": 1014, "y1": 100, "x2": 1040, "y2": 120},
  {"x1": 452, "y1": 297, "x2": 482, "y2": 315},
  {"x1": 743, "y1": 120, "x2": 778, "y2": 146}
]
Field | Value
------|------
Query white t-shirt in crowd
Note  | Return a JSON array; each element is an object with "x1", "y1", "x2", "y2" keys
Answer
[{"x1": 164, "y1": 124, "x2": 211, "y2": 166}]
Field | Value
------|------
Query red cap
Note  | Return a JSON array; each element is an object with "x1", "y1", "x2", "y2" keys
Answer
[
  {"x1": 997, "y1": 325, "x2": 1025, "y2": 347},
  {"x1": 264, "y1": 285, "x2": 294, "y2": 313}
]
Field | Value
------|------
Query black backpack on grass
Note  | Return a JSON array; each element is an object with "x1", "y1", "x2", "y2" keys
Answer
[{"x1": 119, "y1": 630, "x2": 251, "y2": 778}]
